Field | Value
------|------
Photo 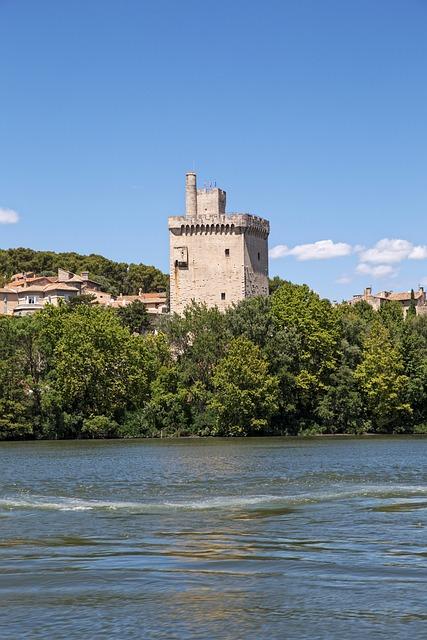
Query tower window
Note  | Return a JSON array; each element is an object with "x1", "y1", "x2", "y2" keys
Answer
[
  {"x1": 257, "y1": 252, "x2": 261, "y2": 261},
  {"x1": 225, "y1": 248, "x2": 230, "y2": 257},
  {"x1": 221, "y1": 292, "x2": 226, "y2": 300}
]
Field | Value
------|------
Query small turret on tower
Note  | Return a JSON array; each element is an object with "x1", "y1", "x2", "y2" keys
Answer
[{"x1": 185, "y1": 172, "x2": 198, "y2": 218}]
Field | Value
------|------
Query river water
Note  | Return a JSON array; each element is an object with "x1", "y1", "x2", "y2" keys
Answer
[{"x1": 1, "y1": 437, "x2": 427, "y2": 639}]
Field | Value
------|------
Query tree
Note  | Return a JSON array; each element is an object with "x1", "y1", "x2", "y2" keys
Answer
[
  {"x1": 355, "y1": 321, "x2": 412, "y2": 432},
  {"x1": 407, "y1": 289, "x2": 417, "y2": 319},
  {"x1": 400, "y1": 317, "x2": 427, "y2": 427},
  {"x1": 269, "y1": 275, "x2": 290, "y2": 295},
  {"x1": 67, "y1": 293, "x2": 97, "y2": 307},
  {"x1": 162, "y1": 302, "x2": 230, "y2": 388},
  {"x1": 378, "y1": 300, "x2": 404, "y2": 340},
  {"x1": 82, "y1": 415, "x2": 118, "y2": 438},
  {"x1": 48, "y1": 306, "x2": 152, "y2": 428},
  {"x1": 209, "y1": 337, "x2": 279, "y2": 436},
  {"x1": 317, "y1": 365, "x2": 368, "y2": 434},
  {"x1": 226, "y1": 295, "x2": 275, "y2": 349},
  {"x1": 117, "y1": 300, "x2": 150, "y2": 334},
  {"x1": 271, "y1": 282, "x2": 341, "y2": 428},
  {"x1": 0, "y1": 317, "x2": 34, "y2": 439}
]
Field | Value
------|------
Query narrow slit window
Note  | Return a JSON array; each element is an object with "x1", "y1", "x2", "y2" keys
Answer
[
  {"x1": 257, "y1": 252, "x2": 261, "y2": 261},
  {"x1": 221, "y1": 292, "x2": 226, "y2": 300},
  {"x1": 225, "y1": 248, "x2": 230, "y2": 257}
]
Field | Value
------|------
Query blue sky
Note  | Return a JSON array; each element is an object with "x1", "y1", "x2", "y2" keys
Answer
[{"x1": 0, "y1": 0, "x2": 426, "y2": 300}]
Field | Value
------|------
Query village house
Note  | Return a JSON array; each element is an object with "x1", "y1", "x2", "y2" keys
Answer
[
  {"x1": 0, "y1": 269, "x2": 167, "y2": 317},
  {"x1": 350, "y1": 286, "x2": 427, "y2": 317},
  {"x1": 111, "y1": 291, "x2": 168, "y2": 315}
]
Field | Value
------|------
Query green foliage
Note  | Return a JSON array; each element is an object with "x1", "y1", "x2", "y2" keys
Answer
[
  {"x1": 209, "y1": 337, "x2": 279, "y2": 436},
  {"x1": 67, "y1": 293, "x2": 97, "y2": 307},
  {"x1": 355, "y1": 321, "x2": 412, "y2": 432},
  {"x1": 0, "y1": 278, "x2": 425, "y2": 439},
  {"x1": 0, "y1": 247, "x2": 168, "y2": 295},
  {"x1": 413, "y1": 423, "x2": 427, "y2": 434},
  {"x1": 117, "y1": 300, "x2": 150, "y2": 334},
  {"x1": 269, "y1": 275, "x2": 289, "y2": 295},
  {"x1": 407, "y1": 289, "x2": 417, "y2": 319},
  {"x1": 82, "y1": 415, "x2": 118, "y2": 438},
  {"x1": 50, "y1": 306, "x2": 152, "y2": 420}
]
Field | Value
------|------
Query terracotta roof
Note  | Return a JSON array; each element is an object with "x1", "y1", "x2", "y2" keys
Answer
[
  {"x1": 387, "y1": 291, "x2": 423, "y2": 302},
  {"x1": 140, "y1": 293, "x2": 167, "y2": 300},
  {"x1": 43, "y1": 283, "x2": 79, "y2": 292},
  {"x1": 17, "y1": 285, "x2": 47, "y2": 293},
  {"x1": 13, "y1": 277, "x2": 57, "y2": 288}
]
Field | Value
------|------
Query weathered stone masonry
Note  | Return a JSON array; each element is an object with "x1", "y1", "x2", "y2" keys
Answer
[{"x1": 169, "y1": 172, "x2": 270, "y2": 314}]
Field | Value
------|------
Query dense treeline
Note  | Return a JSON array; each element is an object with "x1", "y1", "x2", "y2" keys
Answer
[
  {"x1": 0, "y1": 247, "x2": 168, "y2": 295},
  {"x1": 1, "y1": 280, "x2": 426, "y2": 440}
]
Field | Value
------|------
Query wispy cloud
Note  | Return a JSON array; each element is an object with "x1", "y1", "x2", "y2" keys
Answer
[
  {"x1": 270, "y1": 240, "x2": 352, "y2": 261},
  {"x1": 0, "y1": 207, "x2": 20, "y2": 224}
]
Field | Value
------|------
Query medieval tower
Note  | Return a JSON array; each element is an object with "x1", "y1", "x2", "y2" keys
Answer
[{"x1": 168, "y1": 172, "x2": 270, "y2": 314}]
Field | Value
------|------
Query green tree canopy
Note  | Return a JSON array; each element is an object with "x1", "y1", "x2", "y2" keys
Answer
[{"x1": 209, "y1": 336, "x2": 279, "y2": 436}]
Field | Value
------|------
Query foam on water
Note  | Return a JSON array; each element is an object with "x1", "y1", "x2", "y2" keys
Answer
[{"x1": 1, "y1": 484, "x2": 427, "y2": 513}]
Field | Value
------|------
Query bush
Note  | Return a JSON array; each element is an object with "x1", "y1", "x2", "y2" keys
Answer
[{"x1": 82, "y1": 415, "x2": 118, "y2": 438}]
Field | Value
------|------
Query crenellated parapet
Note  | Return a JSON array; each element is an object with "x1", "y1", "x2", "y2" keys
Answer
[{"x1": 168, "y1": 213, "x2": 269, "y2": 239}]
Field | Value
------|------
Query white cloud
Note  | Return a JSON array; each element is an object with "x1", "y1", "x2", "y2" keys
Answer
[
  {"x1": 409, "y1": 245, "x2": 427, "y2": 260},
  {"x1": 358, "y1": 238, "x2": 427, "y2": 264},
  {"x1": 356, "y1": 263, "x2": 397, "y2": 278},
  {"x1": 269, "y1": 244, "x2": 289, "y2": 259},
  {"x1": 0, "y1": 208, "x2": 19, "y2": 224},
  {"x1": 269, "y1": 239, "x2": 352, "y2": 261}
]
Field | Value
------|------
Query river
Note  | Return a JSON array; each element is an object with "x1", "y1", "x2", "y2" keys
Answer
[{"x1": 1, "y1": 436, "x2": 427, "y2": 639}]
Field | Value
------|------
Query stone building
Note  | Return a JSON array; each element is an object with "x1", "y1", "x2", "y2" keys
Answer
[
  {"x1": 0, "y1": 269, "x2": 167, "y2": 317},
  {"x1": 168, "y1": 172, "x2": 270, "y2": 314},
  {"x1": 350, "y1": 286, "x2": 427, "y2": 317}
]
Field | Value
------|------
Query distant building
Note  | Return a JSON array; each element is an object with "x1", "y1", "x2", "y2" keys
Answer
[
  {"x1": 168, "y1": 172, "x2": 270, "y2": 314},
  {"x1": 0, "y1": 269, "x2": 99, "y2": 316},
  {"x1": 0, "y1": 269, "x2": 167, "y2": 317},
  {"x1": 350, "y1": 286, "x2": 427, "y2": 317},
  {"x1": 111, "y1": 292, "x2": 168, "y2": 315}
]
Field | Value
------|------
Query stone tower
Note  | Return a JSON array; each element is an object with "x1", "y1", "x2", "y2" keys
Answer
[{"x1": 168, "y1": 172, "x2": 270, "y2": 314}]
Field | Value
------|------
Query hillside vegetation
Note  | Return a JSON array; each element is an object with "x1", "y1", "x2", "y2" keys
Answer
[{"x1": 0, "y1": 247, "x2": 168, "y2": 295}]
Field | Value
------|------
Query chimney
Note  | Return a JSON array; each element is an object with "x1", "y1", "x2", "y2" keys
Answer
[
  {"x1": 185, "y1": 172, "x2": 197, "y2": 217},
  {"x1": 364, "y1": 286, "x2": 372, "y2": 297},
  {"x1": 81, "y1": 271, "x2": 89, "y2": 280}
]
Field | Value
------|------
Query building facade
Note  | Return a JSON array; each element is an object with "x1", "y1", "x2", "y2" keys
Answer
[
  {"x1": 0, "y1": 269, "x2": 168, "y2": 317},
  {"x1": 168, "y1": 172, "x2": 270, "y2": 314},
  {"x1": 350, "y1": 286, "x2": 427, "y2": 317}
]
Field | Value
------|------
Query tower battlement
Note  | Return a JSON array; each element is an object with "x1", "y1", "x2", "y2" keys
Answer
[
  {"x1": 169, "y1": 173, "x2": 270, "y2": 314},
  {"x1": 168, "y1": 213, "x2": 270, "y2": 237}
]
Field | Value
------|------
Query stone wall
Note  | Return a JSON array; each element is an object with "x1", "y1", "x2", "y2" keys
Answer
[
  {"x1": 196, "y1": 188, "x2": 226, "y2": 216},
  {"x1": 169, "y1": 211, "x2": 269, "y2": 314}
]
